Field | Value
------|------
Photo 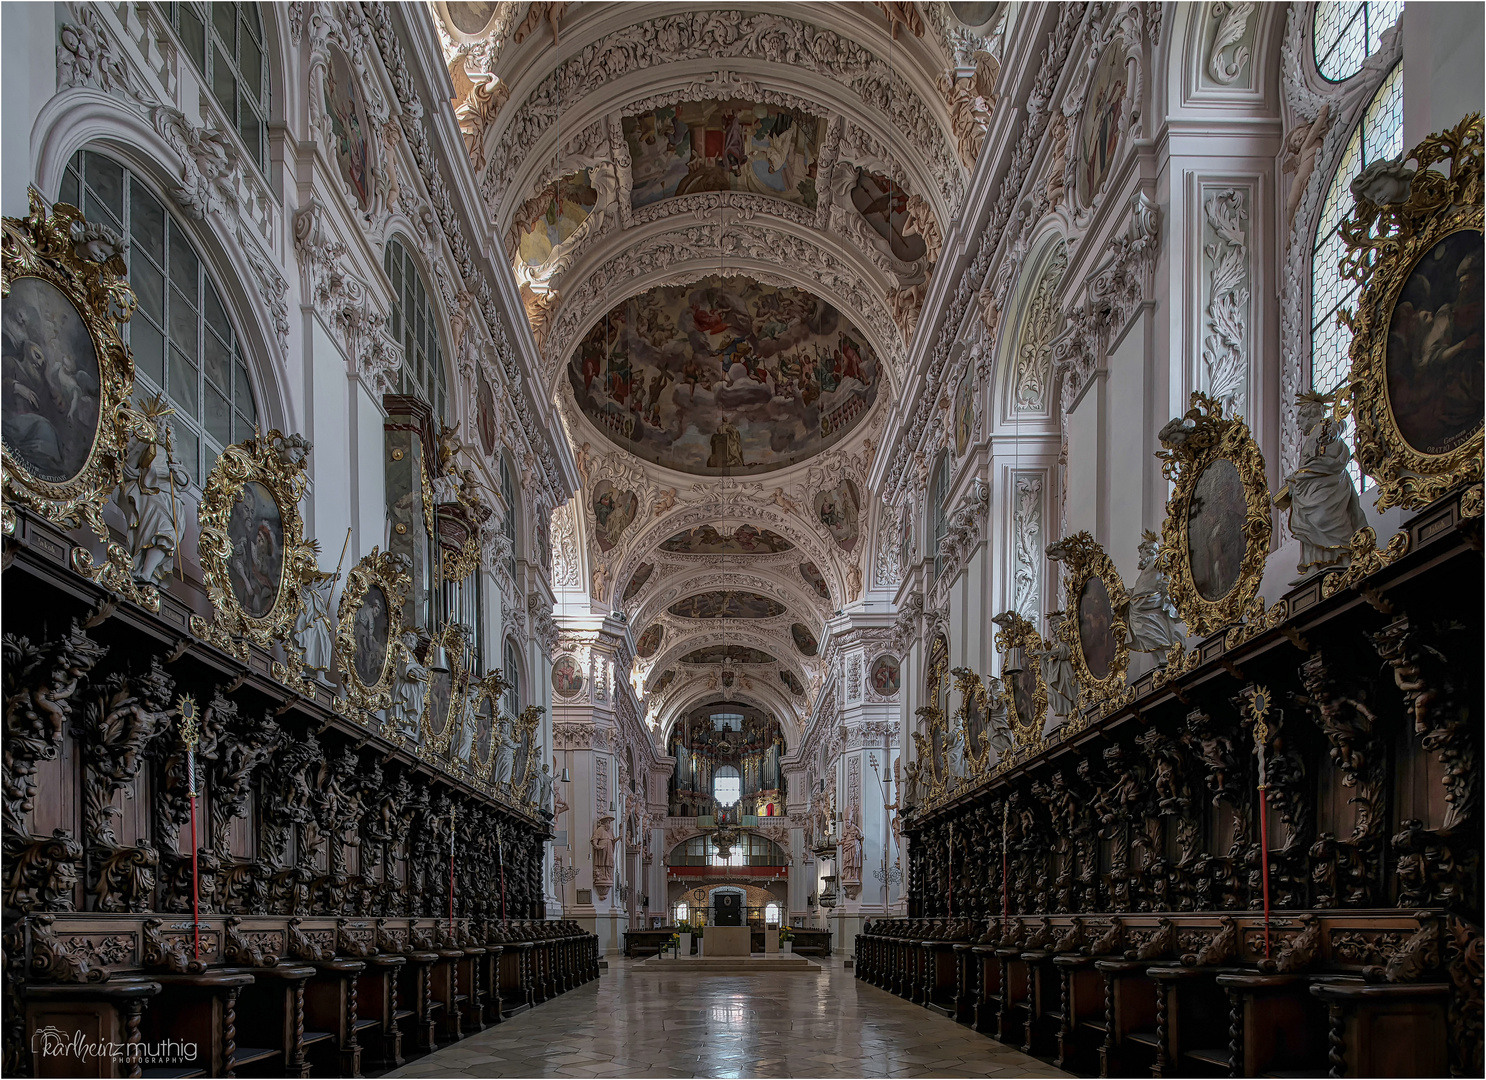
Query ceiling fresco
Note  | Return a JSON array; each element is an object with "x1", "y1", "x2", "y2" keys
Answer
[
  {"x1": 622, "y1": 99, "x2": 823, "y2": 211},
  {"x1": 658, "y1": 524, "x2": 794, "y2": 554},
  {"x1": 679, "y1": 644, "x2": 778, "y2": 665},
  {"x1": 565, "y1": 274, "x2": 882, "y2": 476},
  {"x1": 667, "y1": 591, "x2": 788, "y2": 620}
]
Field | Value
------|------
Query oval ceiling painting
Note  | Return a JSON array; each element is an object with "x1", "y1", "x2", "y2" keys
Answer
[
  {"x1": 799, "y1": 561, "x2": 830, "y2": 600},
  {"x1": 566, "y1": 275, "x2": 882, "y2": 476},
  {"x1": 680, "y1": 644, "x2": 777, "y2": 665},
  {"x1": 648, "y1": 668, "x2": 677, "y2": 695},
  {"x1": 636, "y1": 623, "x2": 664, "y2": 658},
  {"x1": 622, "y1": 562, "x2": 655, "y2": 604},
  {"x1": 659, "y1": 524, "x2": 793, "y2": 554},
  {"x1": 667, "y1": 591, "x2": 787, "y2": 619},
  {"x1": 790, "y1": 622, "x2": 819, "y2": 656},
  {"x1": 780, "y1": 669, "x2": 806, "y2": 696}
]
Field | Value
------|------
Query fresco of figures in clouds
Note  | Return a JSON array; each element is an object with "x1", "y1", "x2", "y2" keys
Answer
[
  {"x1": 566, "y1": 275, "x2": 882, "y2": 476},
  {"x1": 622, "y1": 99, "x2": 821, "y2": 210}
]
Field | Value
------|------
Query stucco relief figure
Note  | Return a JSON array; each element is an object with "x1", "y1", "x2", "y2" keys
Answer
[
  {"x1": 116, "y1": 397, "x2": 190, "y2": 586},
  {"x1": 839, "y1": 810, "x2": 864, "y2": 885},
  {"x1": 591, "y1": 815, "x2": 617, "y2": 885},
  {"x1": 1283, "y1": 103, "x2": 1330, "y2": 229},
  {"x1": 1274, "y1": 396, "x2": 1369, "y2": 582},
  {"x1": 294, "y1": 571, "x2": 337, "y2": 681},
  {"x1": 1126, "y1": 530, "x2": 1184, "y2": 661},
  {"x1": 1040, "y1": 610, "x2": 1080, "y2": 718},
  {"x1": 392, "y1": 631, "x2": 426, "y2": 738},
  {"x1": 902, "y1": 756, "x2": 922, "y2": 809},
  {"x1": 493, "y1": 717, "x2": 516, "y2": 787}
]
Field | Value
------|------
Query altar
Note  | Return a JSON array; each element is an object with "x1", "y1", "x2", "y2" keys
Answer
[{"x1": 702, "y1": 926, "x2": 751, "y2": 957}]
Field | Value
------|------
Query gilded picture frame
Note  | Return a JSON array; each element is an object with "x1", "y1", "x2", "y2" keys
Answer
[
  {"x1": 1156, "y1": 393, "x2": 1271, "y2": 637},
  {"x1": 1338, "y1": 114, "x2": 1484, "y2": 511},
  {"x1": 464, "y1": 671, "x2": 507, "y2": 782},
  {"x1": 910, "y1": 703, "x2": 954, "y2": 808},
  {"x1": 192, "y1": 431, "x2": 319, "y2": 657},
  {"x1": 1050, "y1": 531, "x2": 1132, "y2": 710},
  {"x1": 334, "y1": 548, "x2": 412, "y2": 715},
  {"x1": 950, "y1": 666, "x2": 995, "y2": 777},
  {"x1": 508, "y1": 703, "x2": 544, "y2": 804},
  {"x1": 2, "y1": 192, "x2": 140, "y2": 540},
  {"x1": 419, "y1": 622, "x2": 469, "y2": 759},
  {"x1": 991, "y1": 610, "x2": 1049, "y2": 752}
]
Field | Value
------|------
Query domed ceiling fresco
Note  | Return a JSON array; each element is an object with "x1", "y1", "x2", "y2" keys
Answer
[{"x1": 566, "y1": 274, "x2": 882, "y2": 476}]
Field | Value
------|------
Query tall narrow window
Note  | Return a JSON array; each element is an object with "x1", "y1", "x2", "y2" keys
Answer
[
  {"x1": 500, "y1": 454, "x2": 518, "y2": 577},
  {"x1": 168, "y1": 3, "x2": 270, "y2": 170},
  {"x1": 502, "y1": 637, "x2": 521, "y2": 718},
  {"x1": 931, "y1": 455, "x2": 951, "y2": 577},
  {"x1": 60, "y1": 150, "x2": 259, "y2": 484},
  {"x1": 384, "y1": 238, "x2": 447, "y2": 419},
  {"x1": 1310, "y1": 62, "x2": 1403, "y2": 488}
]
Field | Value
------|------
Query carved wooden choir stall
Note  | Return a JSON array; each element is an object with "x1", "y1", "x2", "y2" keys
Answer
[{"x1": 1, "y1": 196, "x2": 596, "y2": 1078}]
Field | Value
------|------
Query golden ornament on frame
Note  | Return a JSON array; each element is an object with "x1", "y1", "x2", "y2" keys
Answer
[
  {"x1": 1050, "y1": 531, "x2": 1132, "y2": 711},
  {"x1": 463, "y1": 671, "x2": 508, "y2": 783},
  {"x1": 2, "y1": 192, "x2": 141, "y2": 541},
  {"x1": 507, "y1": 703, "x2": 544, "y2": 804},
  {"x1": 910, "y1": 703, "x2": 955, "y2": 809},
  {"x1": 419, "y1": 622, "x2": 470, "y2": 759},
  {"x1": 1338, "y1": 113, "x2": 1484, "y2": 512},
  {"x1": 950, "y1": 666, "x2": 996, "y2": 778},
  {"x1": 991, "y1": 610, "x2": 1050, "y2": 753},
  {"x1": 334, "y1": 547, "x2": 412, "y2": 715},
  {"x1": 191, "y1": 431, "x2": 319, "y2": 658},
  {"x1": 1155, "y1": 392, "x2": 1272, "y2": 638}
]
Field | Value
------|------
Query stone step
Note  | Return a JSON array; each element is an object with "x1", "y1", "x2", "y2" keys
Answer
[{"x1": 631, "y1": 954, "x2": 821, "y2": 974}]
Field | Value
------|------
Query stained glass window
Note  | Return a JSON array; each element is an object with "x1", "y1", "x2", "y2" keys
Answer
[
  {"x1": 1309, "y1": 63, "x2": 1403, "y2": 488},
  {"x1": 503, "y1": 637, "x2": 520, "y2": 717},
  {"x1": 60, "y1": 150, "x2": 259, "y2": 485},
  {"x1": 168, "y1": 3, "x2": 270, "y2": 170},
  {"x1": 1313, "y1": 1, "x2": 1403, "y2": 83},
  {"x1": 384, "y1": 238, "x2": 447, "y2": 420}
]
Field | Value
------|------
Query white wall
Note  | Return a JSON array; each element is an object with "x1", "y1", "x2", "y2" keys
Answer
[{"x1": 1404, "y1": 3, "x2": 1486, "y2": 147}]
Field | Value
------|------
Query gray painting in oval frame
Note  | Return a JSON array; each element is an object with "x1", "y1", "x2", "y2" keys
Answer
[
  {"x1": 2, "y1": 276, "x2": 103, "y2": 484},
  {"x1": 226, "y1": 480, "x2": 285, "y2": 619},
  {"x1": 1077, "y1": 576, "x2": 1116, "y2": 680},
  {"x1": 1185, "y1": 457, "x2": 1246, "y2": 602},
  {"x1": 352, "y1": 583, "x2": 391, "y2": 689}
]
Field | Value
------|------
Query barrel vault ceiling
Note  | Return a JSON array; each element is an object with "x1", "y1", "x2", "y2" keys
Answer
[{"x1": 433, "y1": 1, "x2": 1007, "y2": 740}]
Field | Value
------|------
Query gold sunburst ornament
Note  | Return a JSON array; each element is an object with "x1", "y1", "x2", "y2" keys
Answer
[
  {"x1": 191, "y1": 431, "x2": 320, "y2": 658},
  {"x1": 1050, "y1": 531, "x2": 1132, "y2": 711},
  {"x1": 1337, "y1": 113, "x2": 1484, "y2": 511},
  {"x1": 2, "y1": 192, "x2": 142, "y2": 539},
  {"x1": 1155, "y1": 393, "x2": 1271, "y2": 638},
  {"x1": 334, "y1": 548, "x2": 413, "y2": 716}
]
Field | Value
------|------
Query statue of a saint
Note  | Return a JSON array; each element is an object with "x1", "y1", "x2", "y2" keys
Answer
[
  {"x1": 392, "y1": 631, "x2": 426, "y2": 739},
  {"x1": 294, "y1": 571, "x2": 337, "y2": 681},
  {"x1": 1040, "y1": 611, "x2": 1080, "y2": 717},
  {"x1": 591, "y1": 815, "x2": 617, "y2": 885},
  {"x1": 1275, "y1": 395, "x2": 1368, "y2": 583},
  {"x1": 839, "y1": 811, "x2": 864, "y2": 884},
  {"x1": 1126, "y1": 530, "x2": 1184, "y2": 661},
  {"x1": 117, "y1": 397, "x2": 190, "y2": 586}
]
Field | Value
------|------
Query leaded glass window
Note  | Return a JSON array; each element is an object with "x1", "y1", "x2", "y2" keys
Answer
[
  {"x1": 60, "y1": 150, "x2": 259, "y2": 485},
  {"x1": 1309, "y1": 63, "x2": 1402, "y2": 487},
  {"x1": 384, "y1": 238, "x2": 447, "y2": 419},
  {"x1": 503, "y1": 637, "x2": 520, "y2": 718},
  {"x1": 1313, "y1": 1, "x2": 1403, "y2": 83},
  {"x1": 168, "y1": 3, "x2": 270, "y2": 171}
]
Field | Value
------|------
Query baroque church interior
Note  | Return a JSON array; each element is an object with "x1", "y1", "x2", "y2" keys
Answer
[{"x1": 1, "y1": 1, "x2": 1483, "y2": 1078}]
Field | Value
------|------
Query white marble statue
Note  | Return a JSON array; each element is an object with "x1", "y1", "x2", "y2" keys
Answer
[
  {"x1": 392, "y1": 631, "x2": 426, "y2": 740},
  {"x1": 117, "y1": 401, "x2": 190, "y2": 586},
  {"x1": 839, "y1": 811, "x2": 864, "y2": 884},
  {"x1": 492, "y1": 716, "x2": 516, "y2": 787},
  {"x1": 591, "y1": 815, "x2": 616, "y2": 885},
  {"x1": 294, "y1": 572, "x2": 336, "y2": 681},
  {"x1": 1126, "y1": 530, "x2": 1184, "y2": 661},
  {"x1": 1275, "y1": 396, "x2": 1369, "y2": 583},
  {"x1": 1040, "y1": 611, "x2": 1080, "y2": 717},
  {"x1": 538, "y1": 764, "x2": 554, "y2": 815}
]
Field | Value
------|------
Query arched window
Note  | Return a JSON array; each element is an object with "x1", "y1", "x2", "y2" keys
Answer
[
  {"x1": 674, "y1": 900, "x2": 689, "y2": 923},
  {"x1": 500, "y1": 453, "x2": 519, "y2": 576},
  {"x1": 384, "y1": 238, "x2": 447, "y2": 419},
  {"x1": 502, "y1": 637, "x2": 521, "y2": 718},
  {"x1": 1310, "y1": 62, "x2": 1403, "y2": 488},
  {"x1": 931, "y1": 454, "x2": 951, "y2": 576},
  {"x1": 764, "y1": 902, "x2": 781, "y2": 926},
  {"x1": 713, "y1": 766, "x2": 742, "y2": 808},
  {"x1": 1313, "y1": 1, "x2": 1403, "y2": 82},
  {"x1": 60, "y1": 150, "x2": 259, "y2": 485},
  {"x1": 167, "y1": 3, "x2": 271, "y2": 171}
]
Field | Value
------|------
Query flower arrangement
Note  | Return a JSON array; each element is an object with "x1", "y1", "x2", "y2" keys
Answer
[{"x1": 778, "y1": 927, "x2": 794, "y2": 943}]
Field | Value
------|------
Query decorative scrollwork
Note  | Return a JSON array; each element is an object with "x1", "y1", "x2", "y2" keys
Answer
[
  {"x1": 991, "y1": 610, "x2": 1049, "y2": 753},
  {"x1": 1050, "y1": 531, "x2": 1132, "y2": 710},
  {"x1": 1156, "y1": 392, "x2": 1272, "y2": 637},
  {"x1": 1338, "y1": 114, "x2": 1484, "y2": 511},
  {"x1": 334, "y1": 547, "x2": 412, "y2": 715},
  {"x1": 2, "y1": 192, "x2": 142, "y2": 540},
  {"x1": 191, "y1": 431, "x2": 319, "y2": 656}
]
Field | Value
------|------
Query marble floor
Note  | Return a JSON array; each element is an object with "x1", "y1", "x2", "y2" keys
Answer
[{"x1": 386, "y1": 957, "x2": 1071, "y2": 1079}]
